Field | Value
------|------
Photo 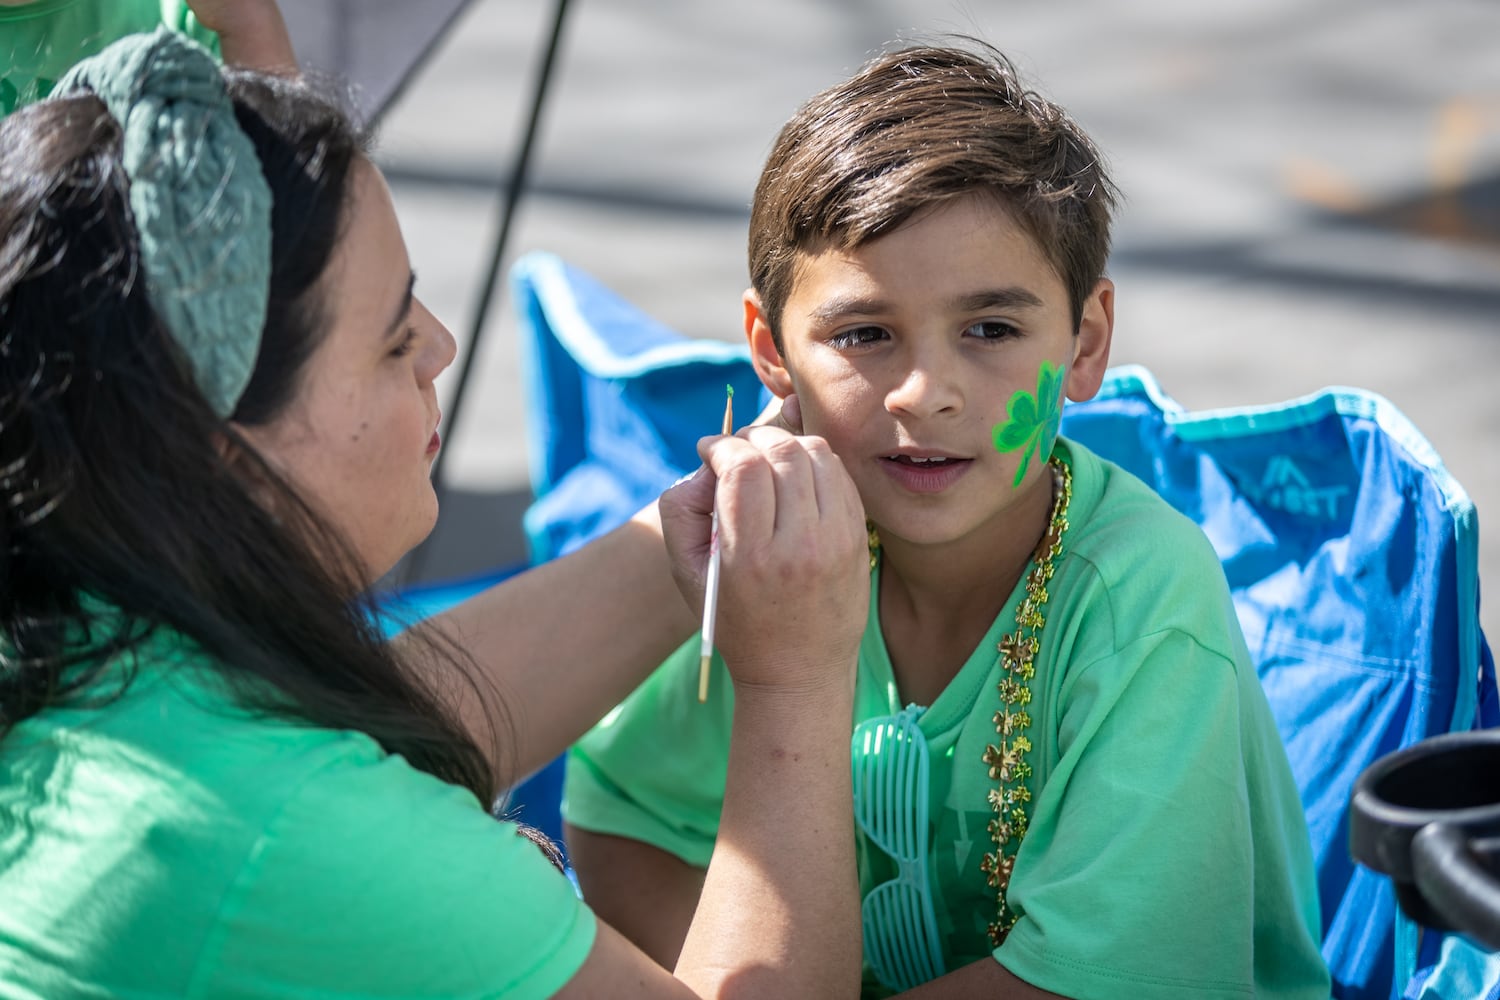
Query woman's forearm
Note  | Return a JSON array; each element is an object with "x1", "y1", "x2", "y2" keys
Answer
[
  {"x1": 676, "y1": 684, "x2": 862, "y2": 998},
  {"x1": 416, "y1": 502, "x2": 697, "y2": 779}
]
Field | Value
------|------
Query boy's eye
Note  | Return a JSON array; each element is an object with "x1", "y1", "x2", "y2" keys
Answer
[
  {"x1": 965, "y1": 320, "x2": 1021, "y2": 341},
  {"x1": 827, "y1": 325, "x2": 888, "y2": 349},
  {"x1": 390, "y1": 328, "x2": 418, "y2": 358}
]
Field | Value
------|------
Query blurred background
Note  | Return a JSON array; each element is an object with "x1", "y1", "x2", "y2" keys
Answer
[{"x1": 285, "y1": 0, "x2": 1500, "y2": 644}]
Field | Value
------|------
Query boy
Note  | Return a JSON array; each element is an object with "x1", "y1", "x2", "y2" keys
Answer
[{"x1": 563, "y1": 41, "x2": 1331, "y2": 999}]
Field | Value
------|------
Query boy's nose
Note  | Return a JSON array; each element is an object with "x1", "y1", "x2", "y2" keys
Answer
[{"x1": 884, "y1": 363, "x2": 963, "y2": 419}]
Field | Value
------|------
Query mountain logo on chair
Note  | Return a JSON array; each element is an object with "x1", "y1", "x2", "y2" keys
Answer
[{"x1": 1246, "y1": 455, "x2": 1351, "y2": 521}]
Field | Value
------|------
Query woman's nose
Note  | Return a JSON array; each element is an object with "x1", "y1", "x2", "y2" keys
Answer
[{"x1": 415, "y1": 300, "x2": 457, "y2": 380}]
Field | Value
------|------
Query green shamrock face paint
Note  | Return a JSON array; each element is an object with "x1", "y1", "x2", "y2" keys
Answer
[{"x1": 992, "y1": 360, "x2": 1066, "y2": 488}]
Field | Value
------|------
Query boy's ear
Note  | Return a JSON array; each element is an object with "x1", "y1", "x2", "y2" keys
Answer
[
  {"x1": 1065, "y1": 278, "x2": 1114, "y2": 403},
  {"x1": 743, "y1": 288, "x2": 795, "y2": 399}
]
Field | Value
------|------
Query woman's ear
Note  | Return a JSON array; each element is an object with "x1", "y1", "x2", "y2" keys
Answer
[
  {"x1": 217, "y1": 423, "x2": 272, "y2": 503},
  {"x1": 744, "y1": 288, "x2": 794, "y2": 399},
  {"x1": 1066, "y1": 278, "x2": 1115, "y2": 403},
  {"x1": 217, "y1": 425, "x2": 245, "y2": 464}
]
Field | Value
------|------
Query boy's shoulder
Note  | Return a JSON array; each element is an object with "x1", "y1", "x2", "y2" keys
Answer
[
  {"x1": 1056, "y1": 438, "x2": 1241, "y2": 650},
  {"x1": 1062, "y1": 437, "x2": 1219, "y2": 558}
]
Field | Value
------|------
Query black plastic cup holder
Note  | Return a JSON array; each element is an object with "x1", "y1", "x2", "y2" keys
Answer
[{"x1": 1349, "y1": 730, "x2": 1500, "y2": 950}]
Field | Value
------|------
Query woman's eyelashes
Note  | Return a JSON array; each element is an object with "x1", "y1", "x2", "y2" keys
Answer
[{"x1": 390, "y1": 327, "x2": 418, "y2": 358}]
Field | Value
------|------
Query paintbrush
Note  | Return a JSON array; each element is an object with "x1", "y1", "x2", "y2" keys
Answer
[{"x1": 698, "y1": 385, "x2": 734, "y2": 702}]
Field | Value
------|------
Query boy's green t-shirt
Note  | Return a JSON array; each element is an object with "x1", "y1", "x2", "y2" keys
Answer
[
  {"x1": 0, "y1": 0, "x2": 219, "y2": 115},
  {"x1": 566, "y1": 438, "x2": 1331, "y2": 1000},
  {"x1": 0, "y1": 629, "x2": 596, "y2": 998}
]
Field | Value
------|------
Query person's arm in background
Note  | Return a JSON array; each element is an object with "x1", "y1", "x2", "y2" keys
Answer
[
  {"x1": 565, "y1": 829, "x2": 704, "y2": 968},
  {"x1": 187, "y1": 0, "x2": 297, "y2": 73}
]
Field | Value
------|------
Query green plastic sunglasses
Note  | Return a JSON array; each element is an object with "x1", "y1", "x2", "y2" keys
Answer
[{"x1": 852, "y1": 704, "x2": 947, "y2": 991}]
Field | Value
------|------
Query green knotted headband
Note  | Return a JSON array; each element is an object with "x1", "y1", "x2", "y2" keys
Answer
[{"x1": 58, "y1": 28, "x2": 272, "y2": 418}]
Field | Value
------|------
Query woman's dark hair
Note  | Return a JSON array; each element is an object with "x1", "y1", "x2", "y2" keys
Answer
[{"x1": 0, "y1": 70, "x2": 506, "y2": 802}]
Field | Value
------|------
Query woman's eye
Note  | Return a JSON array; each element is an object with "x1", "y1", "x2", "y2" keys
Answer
[
  {"x1": 828, "y1": 326, "x2": 887, "y2": 349},
  {"x1": 965, "y1": 320, "x2": 1020, "y2": 341},
  {"x1": 391, "y1": 328, "x2": 418, "y2": 358}
]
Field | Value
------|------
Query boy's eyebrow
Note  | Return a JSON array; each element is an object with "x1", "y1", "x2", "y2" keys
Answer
[
  {"x1": 807, "y1": 287, "x2": 1047, "y2": 324},
  {"x1": 807, "y1": 294, "x2": 891, "y2": 324},
  {"x1": 954, "y1": 287, "x2": 1046, "y2": 312},
  {"x1": 384, "y1": 271, "x2": 417, "y2": 340}
]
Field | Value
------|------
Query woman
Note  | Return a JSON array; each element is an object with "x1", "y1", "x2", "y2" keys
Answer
[{"x1": 0, "y1": 30, "x2": 868, "y2": 998}]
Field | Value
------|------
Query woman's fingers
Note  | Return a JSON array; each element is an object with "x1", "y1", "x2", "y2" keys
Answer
[
  {"x1": 693, "y1": 426, "x2": 868, "y2": 693},
  {"x1": 747, "y1": 391, "x2": 803, "y2": 434},
  {"x1": 780, "y1": 393, "x2": 803, "y2": 434},
  {"x1": 790, "y1": 430, "x2": 861, "y2": 522},
  {"x1": 710, "y1": 432, "x2": 781, "y2": 546}
]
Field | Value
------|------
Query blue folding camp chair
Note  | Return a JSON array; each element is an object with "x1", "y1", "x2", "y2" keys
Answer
[
  {"x1": 509, "y1": 249, "x2": 1496, "y2": 998},
  {"x1": 1059, "y1": 367, "x2": 1499, "y2": 999},
  {"x1": 513, "y1": 251, "x2": 768, "y2": 565}
]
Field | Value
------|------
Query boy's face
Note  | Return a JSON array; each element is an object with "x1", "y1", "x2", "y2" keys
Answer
[{"x1": 745, "y1": 192, "x2": 1113, "y2": 552}]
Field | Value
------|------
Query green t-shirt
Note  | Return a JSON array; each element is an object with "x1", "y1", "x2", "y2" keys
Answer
[
  {"x1": 0, "y1": 627, "x2": 596, "y2": 998},
  {"x1": 566, "y1": 439, "x2": 1331, "y2": 1000},
  {"x1": 0, "y1": 0, "x2": 219, "y2": 115}
]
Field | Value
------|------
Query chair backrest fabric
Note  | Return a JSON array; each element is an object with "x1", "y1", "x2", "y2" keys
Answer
[
  {"x1": 511, "y1": 250, "x2": 1497, "y2": 999},
  {"x1": 1058, "y1": 366, "x2": 1497, "y2": 999},
  {"x1": 513, "y1": 251, "x2": 768, "y2": 564}
]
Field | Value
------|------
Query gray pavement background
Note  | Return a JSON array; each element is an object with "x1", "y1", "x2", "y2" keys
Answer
[{"x1": 327, "y1": 0, "x2": 1499, "y2": 645}]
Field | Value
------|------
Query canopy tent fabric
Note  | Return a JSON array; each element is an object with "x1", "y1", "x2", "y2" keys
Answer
[{"x1": 280, "y1": 0, "x2": 476, "y2": 125}]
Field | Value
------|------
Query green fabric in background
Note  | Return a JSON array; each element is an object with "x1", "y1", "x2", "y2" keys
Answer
[{"x1": 0, "y1": 0, "x2": 218, "y2": 115}]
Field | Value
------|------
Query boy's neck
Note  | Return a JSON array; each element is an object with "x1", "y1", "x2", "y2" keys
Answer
[{"x1": 876, "y1": 475, "x2": 1056, "y2": 706}]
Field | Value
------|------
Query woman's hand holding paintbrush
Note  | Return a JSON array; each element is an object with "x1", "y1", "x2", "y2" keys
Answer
[
  {"x1": 658, "y1": 393, "x2": 802, "y2": 612},
  {"x1": 659, "y1": 392, "x2": 868, "y2": 702}
]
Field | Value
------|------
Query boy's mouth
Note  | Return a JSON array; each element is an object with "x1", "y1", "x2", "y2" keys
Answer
[
  {"x1": 880, "y1": 453, "x2": 972, "y2": 494},
  {"x1": 886, "y1": 454, "x2": 961, "y2": 466}
]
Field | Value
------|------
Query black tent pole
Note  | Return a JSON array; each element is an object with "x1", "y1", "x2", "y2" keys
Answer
[{"x1": 402, "y1": 0, "x2": 572, "y2": 585}]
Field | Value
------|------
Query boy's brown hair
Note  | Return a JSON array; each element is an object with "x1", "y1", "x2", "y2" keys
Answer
[{"x1": 748, "y1": 40, "x2": 1119, "y2": 343}]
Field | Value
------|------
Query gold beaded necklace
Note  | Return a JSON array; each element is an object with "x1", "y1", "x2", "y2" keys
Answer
[
  {"x1": 863, "y1": 455, "x2": 1073, "y2": 946},
  {"x1": 980, "y1": 456, "x2": 1071, "y2": 944}
]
